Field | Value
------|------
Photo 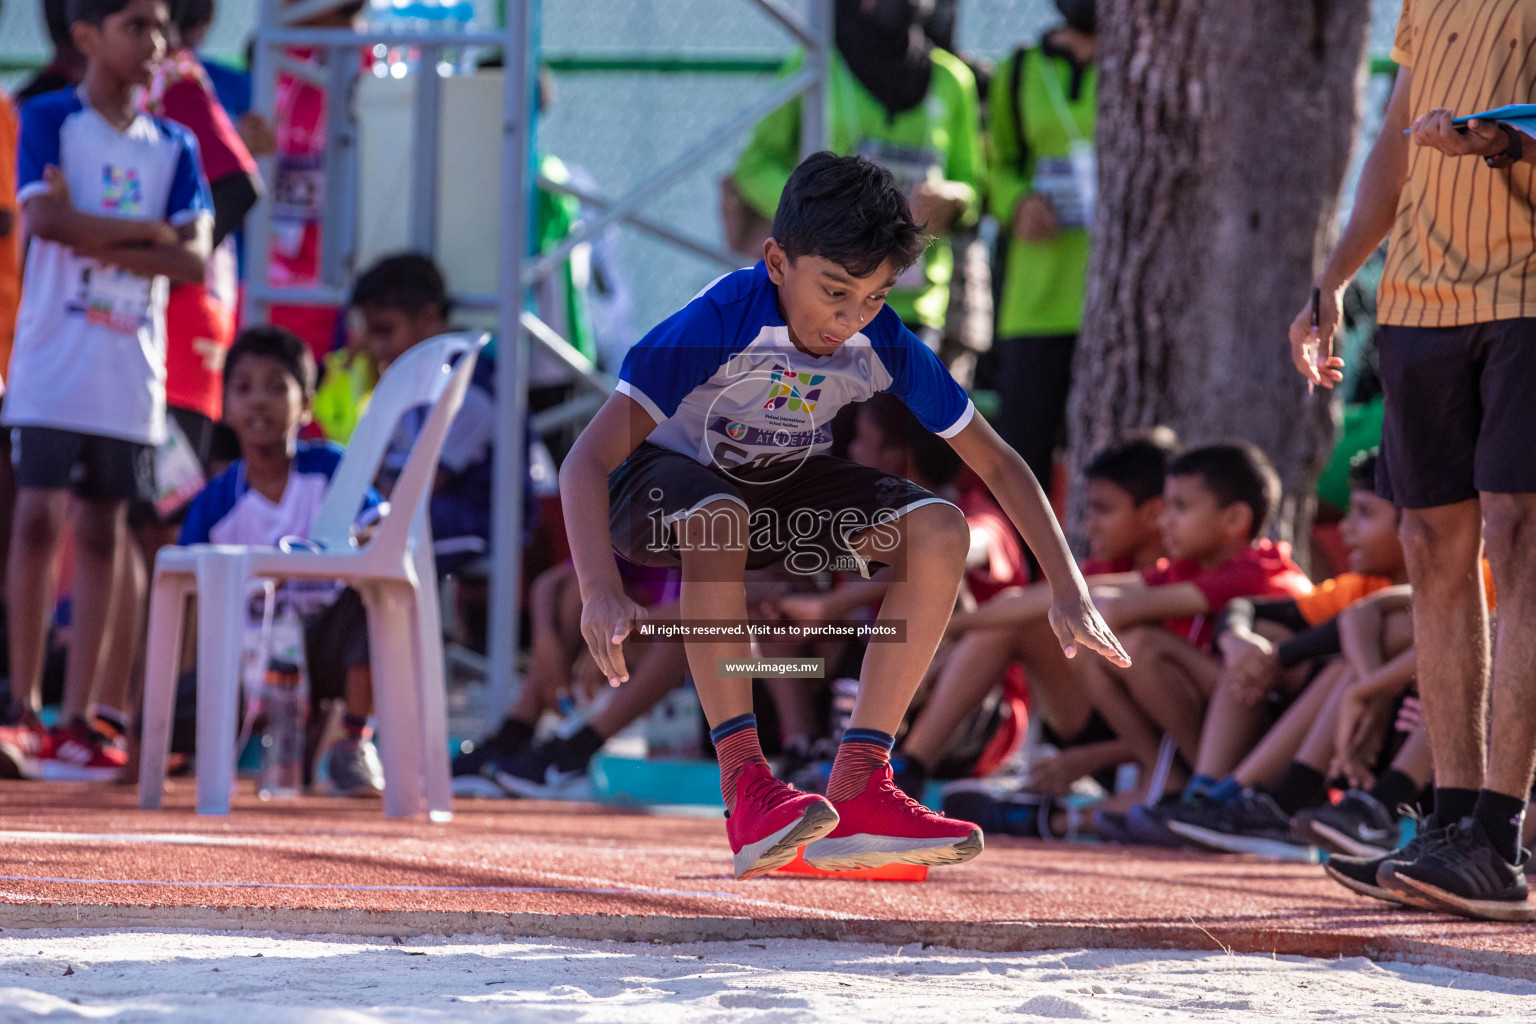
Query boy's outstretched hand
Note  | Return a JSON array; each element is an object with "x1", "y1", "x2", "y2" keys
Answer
[
  {"x1": 1048, "y1": 593, "x2": 1131, "y2": 667},
  {"x1": 580, "y1": 589, "x2": 647, "y2": 685}
]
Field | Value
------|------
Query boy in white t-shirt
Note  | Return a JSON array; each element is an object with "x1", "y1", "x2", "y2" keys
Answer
[
  {"x1": 5, "y1": 0, "x2": 210, "y2": 779},
  {"x1": 178, "y1": 325, "x2": 382, "y2": 797}
]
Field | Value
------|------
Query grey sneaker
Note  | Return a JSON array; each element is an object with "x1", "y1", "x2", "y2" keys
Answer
[{"x1": 323, "y1": 735, "x2": 385, "y2": 797}]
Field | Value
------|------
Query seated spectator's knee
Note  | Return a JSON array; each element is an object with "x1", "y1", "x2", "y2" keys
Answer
[
  {"x1": 530, "y1": 561, "x2": 574, "y2": 604},
  {"x1": 1399, "y1": 507, "x2": 1481, "y2": 583},
  {"x1": 1482, "y1": 494, "x2": 1536, "y2": 575},
  {"x1": 1117, "y1": 625, "x2": 1164, "y2": 666},
  {"x1": 679, "y1": 500, "x2": 749, "y2": 561}
]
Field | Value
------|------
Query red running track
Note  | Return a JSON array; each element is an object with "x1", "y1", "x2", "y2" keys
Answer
[{"x1": 0, "y1": 781, "x2": 1532, "y2": 980}]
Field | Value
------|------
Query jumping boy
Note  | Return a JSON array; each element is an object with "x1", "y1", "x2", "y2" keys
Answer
[
  {"x1": 6, "y1": 0, "x2": 210, "y2": 778},
  {"x1": 559, "y1": 152, "x2": 1128, "y2": 878}
]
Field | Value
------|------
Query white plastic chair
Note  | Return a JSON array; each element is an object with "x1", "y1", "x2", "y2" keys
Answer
[{"x1": 138, "y1": 332, "x2": 488, "y2": 819}]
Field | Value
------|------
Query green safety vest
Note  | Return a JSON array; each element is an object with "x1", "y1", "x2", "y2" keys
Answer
[
  {"x1": 989, "y1": 46, "x2": 1097, "y2": 338},
  {"x1": 734, "y1": 49, "x2": 983, "y2": 330}
]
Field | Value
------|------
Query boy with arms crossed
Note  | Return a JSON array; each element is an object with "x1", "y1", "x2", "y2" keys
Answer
[
  {"x1": 6, "y1": 0, "x2": 209, "y2": 777},
  {"x1": 560, "y1": 153, "x2": 1127, "y2": 878}
]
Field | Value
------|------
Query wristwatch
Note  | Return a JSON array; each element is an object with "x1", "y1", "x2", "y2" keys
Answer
[{"x1": 1486, "y1": 123, "x2": 1523, "y2": 169}]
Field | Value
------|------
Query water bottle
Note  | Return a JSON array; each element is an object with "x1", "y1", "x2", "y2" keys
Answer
[{"x1": 259, "y1": 659, "x2": 308, "y2": 798}]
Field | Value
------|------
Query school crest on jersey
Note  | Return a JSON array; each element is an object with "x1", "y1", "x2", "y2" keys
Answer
[{"x1": 763, "y1": 365, "x2": 825, "y2": 413}]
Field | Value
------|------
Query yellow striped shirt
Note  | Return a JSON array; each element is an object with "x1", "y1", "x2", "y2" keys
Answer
[{"x1": 1379, "y1": 0, "x2": 1536, "y2": 327}]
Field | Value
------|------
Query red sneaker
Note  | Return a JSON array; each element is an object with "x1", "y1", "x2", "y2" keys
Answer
[
  {"x1": 804, "y1": 764, "x2": 983, "y2": 871},
  {"x1": 726, "y1": 761, "x2": 839, "y2": 879},
  {"x1": 39, "y1": 720, "x2": 128, "y2": 781}
]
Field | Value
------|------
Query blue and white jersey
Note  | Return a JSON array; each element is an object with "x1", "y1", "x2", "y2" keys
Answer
[
  {"x1": 179, "y1": 442, "x2": 378, "y2": 548},
  {"x1": 7, "y1": 88, "x2": 212, "y2": 445},
  {"x1": 618, "y1": 263, "x2": 974, "y2": 472}
]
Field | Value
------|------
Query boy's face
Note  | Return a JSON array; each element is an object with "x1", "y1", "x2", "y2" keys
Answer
[
  {"x1": 847, "y1": 408, "x2": 907, "y2": 478},
  {"x1": 1083, "y1": 478, "x2": 1162, "y2": 562},
  {"x1": 1160, "y1": 473, "x2": 1252, "y2": 562},
  {"x1": 224, "y1": 353, "x2": 308, "y2": 451},
  {"x1": 1339, "y1": 488, "x2": 1404, "y2": 577},
  {"x1": 763, "y1": 241, "x2": 899, "y2": 357},
  {"x1": 75, "y1": 0, "x2": 167, "y2": 87},
  {"x1": 360, "y1": 304, "x2": 447, "y2": 373}
]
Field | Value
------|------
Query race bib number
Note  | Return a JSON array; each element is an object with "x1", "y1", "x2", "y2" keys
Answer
[
  {"x1": 65, "y1": 258, "x2": 152, "y2": 336},
  {"x1": 272, "y1": 153, "x2": 325, "y2": 222},
  {"x1": 1033, "y1": 141, "x2": 1096, "y2": 230}
]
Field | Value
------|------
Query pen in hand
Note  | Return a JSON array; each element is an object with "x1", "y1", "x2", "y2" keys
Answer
[{"x1": 1307, "y1": 286, "x2": 1320, "y2": 395}]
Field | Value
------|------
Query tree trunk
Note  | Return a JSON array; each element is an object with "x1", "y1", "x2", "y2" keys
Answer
[{"x1": 1068, "y1": 0, "x2": 1371, "y2": 557}]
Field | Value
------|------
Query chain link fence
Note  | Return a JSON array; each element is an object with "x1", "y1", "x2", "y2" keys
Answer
[{"x1": 2, "y1": 0, "x2": 1405, "y2": 346}]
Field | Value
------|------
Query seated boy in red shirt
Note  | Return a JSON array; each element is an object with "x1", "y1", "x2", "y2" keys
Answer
[
  {"x1": 907, "y1": 430, "x2": 1178, "y2": 807},
  {"x1": 1078, "y1": 444, "x2": 1312, "y2": 803}
]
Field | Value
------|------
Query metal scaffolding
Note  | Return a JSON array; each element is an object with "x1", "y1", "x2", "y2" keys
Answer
[{"x1": 242, "y1": 0, "x2": 832, "y2": 795}]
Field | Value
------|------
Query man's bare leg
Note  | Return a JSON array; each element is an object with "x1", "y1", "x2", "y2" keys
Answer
[
  {"x1": 1480, "y1": 493, "x2": 1536, "y2": 804},
  {"x1": 1398, "y1": 501, "x2": 1487, "y2": 814}
]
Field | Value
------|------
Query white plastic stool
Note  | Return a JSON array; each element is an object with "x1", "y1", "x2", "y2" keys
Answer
[{"x1": 138, "y1": 333, "x2": 487, "y2": 819}]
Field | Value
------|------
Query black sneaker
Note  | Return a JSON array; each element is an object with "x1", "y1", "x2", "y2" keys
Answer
[
  {"x1": 1324, "y1": 812, "x2": 1448, "y2": 905},
  {"x1": 452, "y1": 718, "x2": 534, "y2": 777},
  {"x1": 941, "y1": 786, "x2": 1044, "y2": 838},
  {"x1": 1092, "y1": 808, "x2": 1137, "y2": 845},
  {"x1": 1165, "y1": 791, "x2": 1312, "y2": 859},
  {"x1": 1378, "y1": 817, "x2": 1535, "y2": 922},
  {"x1": 1292, "y1": 790, "x2": 1399, "y2": 858},
  {"x1": 489, "y1": 727, "x2": 604, "y2": 799},
  {"x1": 1123, "y1": 796, "x2": 1193, "y2": 848}
]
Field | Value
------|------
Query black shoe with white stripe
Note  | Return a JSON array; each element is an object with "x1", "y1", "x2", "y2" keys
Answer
[
  {"x1": 1292, "y1": 790, "x2": 1398, "y2": 858},
  {"x1": 1324, "y1": 812, "x2": 1446, "y2": 906},
  {"x1": 1377, "y1": 817, "x2": 1535, "y2": 922}
]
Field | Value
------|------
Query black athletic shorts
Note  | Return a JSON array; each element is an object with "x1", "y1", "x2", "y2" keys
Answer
[
  {"x1": 607, "y1": 442, "x2": 955, "y2": 580},
  {"x1": 11, "y1": 425, "x2": 156, "y2": 503},
  {"x1": 1376, "y1": 319, "x2": 1536, "y2": 508}
]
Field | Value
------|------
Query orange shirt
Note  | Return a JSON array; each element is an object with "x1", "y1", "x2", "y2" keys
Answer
[
  {"x1": 1295, "y1": 573, "x2": 1397, "y2": 625},
  {"x1": 0, "y1": 94, "x2": 19, "y2": 381}
]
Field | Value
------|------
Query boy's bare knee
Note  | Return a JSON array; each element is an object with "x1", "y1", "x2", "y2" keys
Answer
[
  {"x1": 679, "y1": 500, "x2": 749, "y2": 565},
  {"x1": 1117, "y1": 625, "x2": 1165, "y2": 665},
  {"x1": 899, "y1": 502, "x2": 970, "y2": 564}
]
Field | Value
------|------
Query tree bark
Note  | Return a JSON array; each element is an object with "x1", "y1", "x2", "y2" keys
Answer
[{"x1": 1068, "y1": 0, "x2": 1371, "y2": 556}]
